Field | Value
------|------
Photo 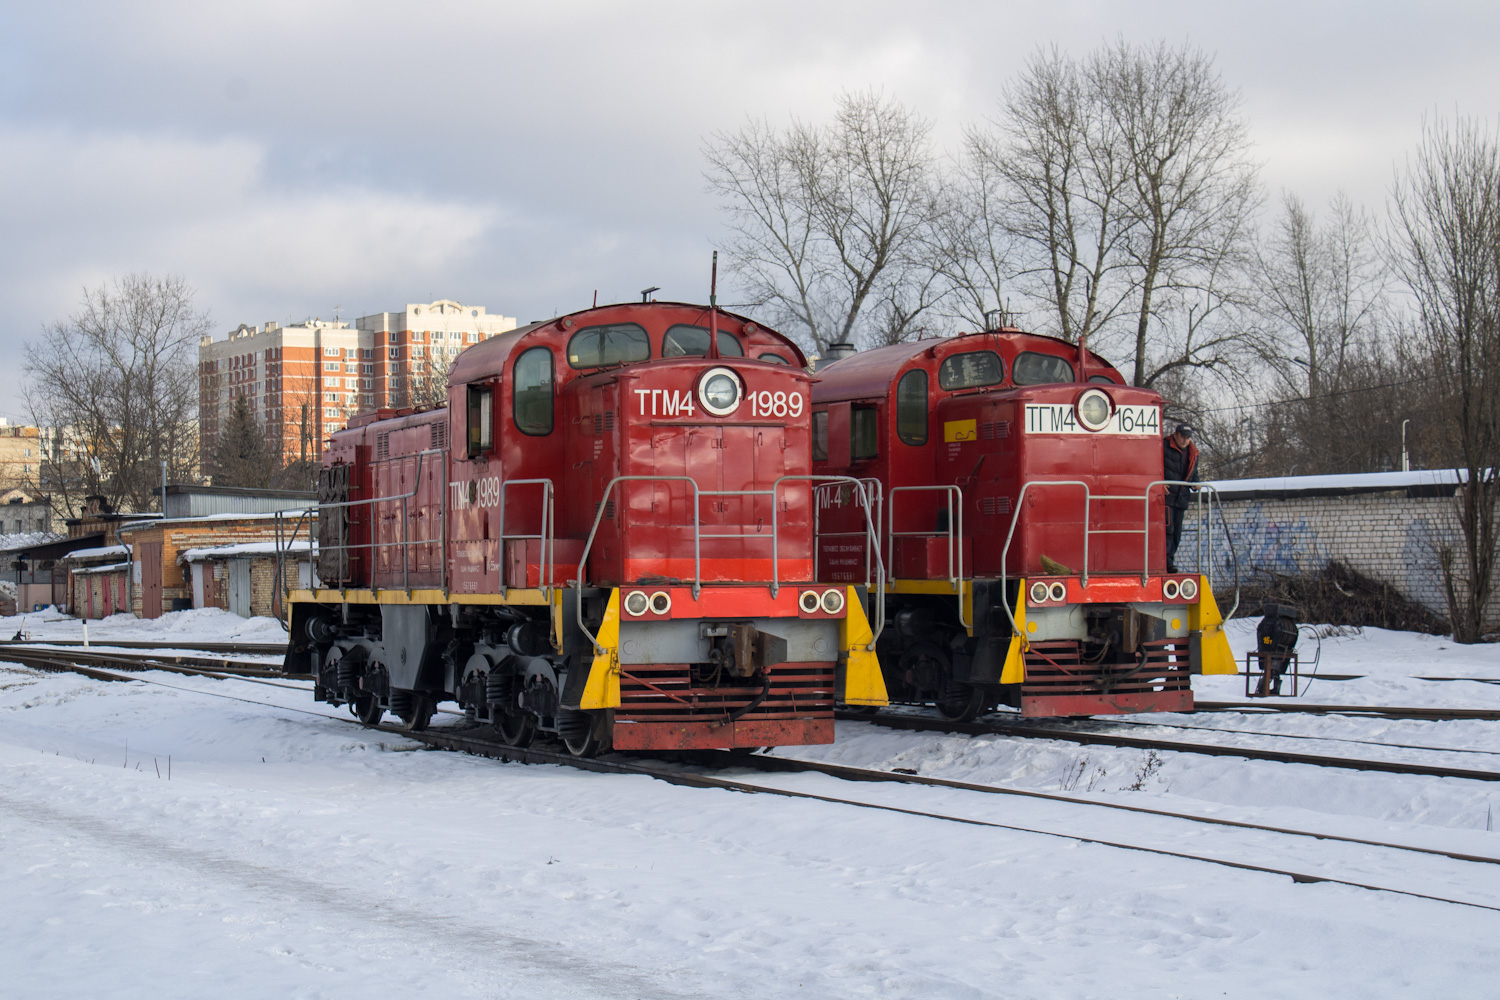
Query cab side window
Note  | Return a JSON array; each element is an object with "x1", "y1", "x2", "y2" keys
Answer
[
  {"x1": 896, "y1": 369, "x2": 928, "y2": 445},
  {"x1": 851, "y1": 406, "x2": 879, "y2": 461},
  {"x1": 812, "y1": 410, "x2": 829, "y2": 461},
  {"x1": 466, "y1": 384, "x2": 493, "y2": 456},
  {"x1": 513, "y1": 347, "x2": 554, "y2": 435}
]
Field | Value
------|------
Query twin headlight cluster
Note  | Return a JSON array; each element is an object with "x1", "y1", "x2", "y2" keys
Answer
[
  {"x1": 1162, "y1": 576, "x2": 1199, "y2": 602},
  {"x1": 798, "y1": 587, "x2": 845, "y2": 615},
  {"x1": 623, "y1": 589, "x2": 673, "y2": 617}
]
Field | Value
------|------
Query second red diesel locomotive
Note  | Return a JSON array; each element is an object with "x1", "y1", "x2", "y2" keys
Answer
[{"x1": 811, "y1": 326, "x2": 1237, "y2": 719}]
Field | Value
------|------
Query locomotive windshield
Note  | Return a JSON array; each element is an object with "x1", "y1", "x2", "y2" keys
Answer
[
  {"x1": 1013, "y1": 351, "x2": 1075, "y2": 385},
  {"x1": 567, "y1": 323, "x2": 650, "y2": 368},
  {"x1": 662, "y1": 324, "x2": 744, "y2": 358},
  {"x1": 938, "y1": 350, "x2": 1003, "y2": 390}
]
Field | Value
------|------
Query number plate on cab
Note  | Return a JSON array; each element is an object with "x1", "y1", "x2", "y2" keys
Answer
[{"x1": 1024, "y1": 403, "x2": 1160, "y2": 436}]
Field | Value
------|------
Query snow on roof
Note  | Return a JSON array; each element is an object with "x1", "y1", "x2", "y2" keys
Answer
[
  {"x1": 120, "y1": 509, "x2": 313, "y2": 531},
  {"x1": 62, "y1": 544, "x2": 130, "y2": 562},
  {"x1": 71, "y1": 560, "x2": 132, "y2": 575},
  {"x1": 1205, "y1": 469, "x2": 1466, "y2": 497},
  {"x1": 0, "y1": 531, "x2": 65, "y2": 551},
  {"x1": 178, "y1": 539, "x2": 316, "y2": 563}
]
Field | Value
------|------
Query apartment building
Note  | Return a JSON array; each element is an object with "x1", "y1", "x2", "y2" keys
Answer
[
  {"x1": 0, "y1": 421, "x2": 43, "y2": 490},
  {"x1": 198, "y1": 301, "x2": 516, "y2": 470}
]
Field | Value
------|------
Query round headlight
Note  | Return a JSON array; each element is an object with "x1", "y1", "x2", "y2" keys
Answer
[
  {"x1": 1077, "y1": 388, "x2": 1112, "y2": 431},
  {"x1": 1178, "y1": 577, "x2": 1198, "y2": 601},
  {"x1": 799, "y1": 590, "x2": 822, "y2": 614},
  {"x1": 1030, "y1": 581, "x2": 1049, "y2": 605},
  {"x1": 698, "y1": 367, "x2": 742, "y2": 417},
  {"x1": 1048, "y1": 582, "x2": 1067, "y2": 602},
  {"x1": 648, "y1": 591, "x2": 672, "y2": 615},
  {"x1": 821, "y1": 588, "x2": 845, "y2": 614},
  {"x1": 1163, "y1": 579, "x2": 1180, "y2": 601},
  {"x1": 623, "y1": 590, "x2": 649, "y2": 616}
]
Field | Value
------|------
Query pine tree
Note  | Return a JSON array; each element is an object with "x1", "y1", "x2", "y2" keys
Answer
[{"x1": 213, "y1": 397, "x2": 275, "y2": 488}]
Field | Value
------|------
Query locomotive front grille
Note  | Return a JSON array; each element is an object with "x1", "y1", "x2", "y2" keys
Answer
[
  {"x1": 615, "y1": 662, "x2": 835, "y2": 723},
  {"x1": 1019, "y1": 638, "x2": 1193, "y2": 717}
]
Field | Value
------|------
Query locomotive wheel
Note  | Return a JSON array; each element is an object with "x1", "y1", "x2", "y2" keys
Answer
[
  {"x1": 558, "y1": 708, "x2": 605, "y2": 758},
  {"x1": 352, "y1": 693, "x2": 383, "y2": 726},
  {"x1": 494, "y1": 707, "x2": 535, "y2": 747},
  {"x1": 937, "y1": 680, "x2": 986, "y2": 722},
  {"x1": 399, "y1": 695, "x2": 435, "y2": 732}
]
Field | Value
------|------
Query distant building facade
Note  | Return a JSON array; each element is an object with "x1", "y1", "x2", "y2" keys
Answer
[
  {"x1": 0, "y1": 421, "x2": 43, "y2": 491},
  {"x1": 198, "y1": 301, "x2": 516, "y2": 472}
]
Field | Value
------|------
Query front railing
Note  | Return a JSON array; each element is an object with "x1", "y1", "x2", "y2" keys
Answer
[
  {"x1": 997, "y1": 480, "x2": 1235, "y2": 636},
  {"x1": 572, "y1": 474, "x2": 886, "y2": 653}
]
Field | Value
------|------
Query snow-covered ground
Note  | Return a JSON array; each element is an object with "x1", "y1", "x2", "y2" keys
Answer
[{"x1": 2, "y1": 611, "x2": 1498, "y2": 998}]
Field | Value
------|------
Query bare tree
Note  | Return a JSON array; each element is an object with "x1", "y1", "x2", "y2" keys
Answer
[
  {"x1": 979, "y1": 41, "x2": 1260, "y2": 384},
  {"x1": 1101, "y1": 39, "x2": 1261, "y2": 386},
  {"x1": 408, "y1": 345, "x2": 458, "y2": 409},
  {"x1": 1389, "y1": 116, "x2": 1500, "y2": 641},
  {"x1": 982, "y1": 46, "x2": 1136, "y2": 346},
  {"x1": 1258, "y1": 191, "x2": 1387, "y2": 397},
  {"x1": 934, "y1": 135, "x2": 1019, "y2": 330},
  {"x1": 705, "y1": 90, "x2": 947, "y2": 354},
  {"x1": 25, "y1": 273, "x2": 208, "y2": 516}
]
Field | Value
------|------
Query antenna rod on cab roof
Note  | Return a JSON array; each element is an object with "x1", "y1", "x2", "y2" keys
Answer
[{"x1": 707, "y1": 251, "x2": 721, "y2": 360}]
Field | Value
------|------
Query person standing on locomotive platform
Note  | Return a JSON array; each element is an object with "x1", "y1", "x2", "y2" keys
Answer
[{"x1": 1162, "y1": 424, "x2": 1199, "y2": 572}]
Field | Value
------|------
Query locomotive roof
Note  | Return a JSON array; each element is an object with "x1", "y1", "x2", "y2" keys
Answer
[
  {"x1": 447, "y1": 300, "x2": 808, "y2": 386},
  {"x1": 812, "y1": 329, "x2": 1117, "y2": 402}
]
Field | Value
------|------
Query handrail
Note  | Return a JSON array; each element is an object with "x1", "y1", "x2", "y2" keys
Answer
[
  {"x1": 496, "y1": 478, "x2": 556, "y2": 597},
  {"x1": 284, "y1": 448, "x2": 448, "y2": 596},
  {"x1": 571, "y1": 473, "x2": 886, "y2": 654},
  {"x1": 772, "y1": 474, "x2": 886, "y2": 649},
  {"x1": 996, "y1": 480, "x2": 1228, "y2": 637},
  {"x1": 886, "y1": 484, "x2": 964, "y2": 590},
  {"x1": 812, "y1": 477, "x2": 883, "y2": 590}
]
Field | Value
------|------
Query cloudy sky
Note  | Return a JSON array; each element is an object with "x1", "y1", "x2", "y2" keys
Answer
[{"x1": 1, "y1": 1, "x2": 1497, "y2": 415}]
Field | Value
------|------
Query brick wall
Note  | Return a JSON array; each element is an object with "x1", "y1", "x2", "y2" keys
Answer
[
  {"x1": 1180, "y1": 488, "x2": 1500, "y2": 629},
  {"x1": 129, "y1": 518, "x2": 311, "y2": 618}
]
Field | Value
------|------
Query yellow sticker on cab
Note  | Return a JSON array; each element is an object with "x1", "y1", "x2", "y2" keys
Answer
[{"x1": 944, "y1": 419, "x2": 977, "y2": 443}]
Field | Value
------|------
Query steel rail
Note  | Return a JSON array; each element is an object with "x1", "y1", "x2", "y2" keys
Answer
[
  {"x1": 7, "y1": 653, "x2": 1499, "y2": 913},
  {"x1": 397, "y1": 725, "x2": 1500, "y2": 913},
  {"x1": 1195, "y1": 701, "x2": 1500, "y2": 722},
  {"x1": 0, "y1": 639, "x2": 288, "y2": 655},
  {"x1": 835, "y1": 710, "x2": 1500, "y2": 782}
]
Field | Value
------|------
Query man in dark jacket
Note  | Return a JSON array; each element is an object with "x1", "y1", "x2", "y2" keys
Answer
[{"x1": 1162, "y1": 424, "x2": 1199, "y2": 572}]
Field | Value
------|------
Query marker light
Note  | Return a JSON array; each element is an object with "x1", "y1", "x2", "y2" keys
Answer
[
  {"x1": 648, "y1": 591, "x2": 672, "y2": 615},
  {"x1": 624, "y1": 590, "x2": 650, "y2": 616},
  {"x1": 820, "y1": 588, "x2": 845, "y2": 614}
]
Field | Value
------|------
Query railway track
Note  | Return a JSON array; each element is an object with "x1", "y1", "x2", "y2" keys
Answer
[
  {"x1": 0, "y1": 644, "x2": 304, "y2": 681},
  {"x1": 0, "y1": 638, "x2": 288, "y2": 656},
  {"x1": 835, "y1": 710, "x2": 1500, "y2": 782},
  {"x1": 8, "y1": 650, "x2": 1500, "y2": 913},
  {"x1": 1194, "y1": 700, "x2": 1500, "y2": 721}
]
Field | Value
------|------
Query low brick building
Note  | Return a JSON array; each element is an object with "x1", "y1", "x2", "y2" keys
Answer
[
  {"x1": 179, "y1": 539, "x2": 316, "y2": 618},
  {"x1": 62, "y1": 544, "x2": 132, "y2": 619},
  {"x1": 121, "y1": 510, "x2": 315, "y2": 619}
]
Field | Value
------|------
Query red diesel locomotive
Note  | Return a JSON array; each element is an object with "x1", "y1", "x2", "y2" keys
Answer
[
  {"x1": 811, "y1": 327, "x2": 1237, "y2": 719},
  {"x1": 281, "y1": 301, "x2": 888, "y2": 755}
]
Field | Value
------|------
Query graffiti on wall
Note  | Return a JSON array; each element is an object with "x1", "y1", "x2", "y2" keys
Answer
[{"x1": 1178, "y1": 502, "x2": 1327, "y2": 583}]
